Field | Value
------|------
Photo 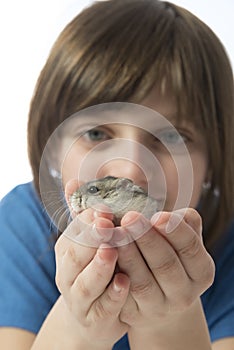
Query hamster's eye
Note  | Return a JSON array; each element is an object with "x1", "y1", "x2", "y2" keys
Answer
[{"x1": 87, "y1": 186, "x2": 99, "y2": 194}]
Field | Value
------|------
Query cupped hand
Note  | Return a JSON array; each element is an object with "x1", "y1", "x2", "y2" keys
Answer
[
  {"x1": 116, "y1": 208, "x2": 215, "y2": 330},
  {"x1": 54, "y1": 182, "x2": 130, "y2": 348}
]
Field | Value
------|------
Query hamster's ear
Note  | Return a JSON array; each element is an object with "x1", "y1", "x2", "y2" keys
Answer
[
  {"x1": 64, "y1": 179, "x2": 84, "y2": 217},
  {"x1": 116, "y1": 177, "x2": 132, "y2": 190}
]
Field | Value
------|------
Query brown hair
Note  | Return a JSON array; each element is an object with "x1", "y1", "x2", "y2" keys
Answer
[{"x1": 27, "y1": 0, "x2": 234, "y2": 250}]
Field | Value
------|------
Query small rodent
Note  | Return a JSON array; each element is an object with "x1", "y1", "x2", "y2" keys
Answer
[{"x1": 69, "y1": 176, "x2": 159, "y2": 225}]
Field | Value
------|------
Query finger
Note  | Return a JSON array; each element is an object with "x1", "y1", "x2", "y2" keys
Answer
[
  {"x1": 55, "y1": 215, "x2": 115, "y2": 295},
  {"x1": 92, "y1": 273, "x2": 130, "y2": 321},
  {"x1": 59, "y1": 199, "x2": 115, "y2": 246},
  {"x1": 56, "y1": 243, "x2": 94, "y2": 297},
  {"x1": 118, "y1": 215, "x2": 167, "y2": 307},
  {"x1": 120, "y1": 212, "x2": 190, "y2": 304},
  {"x1": 70, "y1": 245, "x2": 123, "y2": 317},
  {"x1": 119, "y1": 293, "x2": 138, "y2": 325},
  {"x1": 151, "y1": 211, "x2": 215, "y2": 288},
  {"x1": 174, "y1": 208, "x2": 202, "y2": 238},
  {"x1": 55, "y1": 208, "x2": 95, "y2": 261},
  {"x1": 93, "y1": 203, "x2": 114, "y2": 222},
  {"x1": 118, "y1": 241, "x2": 164, "y2": 305},
  {"x1": 57, "y1": 243, "x2": 118, "y2": 307},
  {"x1": 151, "y1": 208, "x2": 202, "y2": 238},
  {"x1": 108, "y1": 210, "x2": 153, "y2": 247}
]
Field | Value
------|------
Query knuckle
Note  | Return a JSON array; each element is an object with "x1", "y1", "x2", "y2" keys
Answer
[
  {"x1": 185, "y1": 208, "x2": 202, "y2": 230},
  {"x1": 93, "y1": 300, "x2": 113, "y2": 321},
  {"x1": 137, "y1": 232, "x2": 153, "y2": 249},
  {"x1": 178, "y1": 292, "x2": 196, "y2": 311},
  {"x1": 177, "y1": 235, "x2": 200, "y2": 259},
  {"x1": 199, "y1": 256, "x2": 215, "y2": 287},
  {"x1": 54, "y1": 235, "x2": 70, "y2": 256},
  {"x1": 131, "y1": 279, "x2": 154, "y2": 298},
  {"x1": 54, "y1": 238, "x2": 63, "y2": 255},
  {"x1": 118, "y1": 250, "x2": 136, "y2": 270},
  {"x1": 55, "y1": 272, "x2": 60, "y2": 288},
  {"x1": 74, "y1": 277, "x2": 91, "y2": 298},
  {"x1": 66, "y1": 246, "x2": 83, "y2": 271},
  {"x1": 55, "y1": 271, "x2": 64, "y2": 292},
  {"x1": 186, "y1": 207, "x2": 198, "y2": 217},
  {"x1": 154, "y1": 255, "x2": 178, "y2": 276},
  {"x1": 120, "y1": 307, "x2": 137, "y2": 324}
]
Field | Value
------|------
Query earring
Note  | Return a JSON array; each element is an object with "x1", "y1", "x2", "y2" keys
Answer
[
  {"x1": 202, "y1": 181, "x2": 211, "y2": 191},
  {"x1": 49, "y1": 167, "x2": 62, "y2": 180},
  {"x1": 202, "y1": 181, "x2": 220, "y2": 198}
]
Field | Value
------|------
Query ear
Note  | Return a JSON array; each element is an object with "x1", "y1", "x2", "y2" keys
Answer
[{"x1": 116, "y1": 177, "x2": 132, "y2": 190}]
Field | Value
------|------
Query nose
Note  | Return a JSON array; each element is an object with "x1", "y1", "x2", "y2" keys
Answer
[
  {"x1": 78, "y1": 137, "x2": 163, "y2": 194},
  {"x1": 96, "y1": 138, "x2": 158, "y2": 190},
  {"x1": 98, "y1": 158, "x2": 148, "y2": 189}
]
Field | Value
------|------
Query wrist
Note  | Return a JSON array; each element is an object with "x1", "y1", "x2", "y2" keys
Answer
[
  {"x1": 60, "y1": 296, "x2": 114, "y2": 350},
  {"x1": 128, "y1": 299, "x2": 211, "y2": 350},
  {"x1": 32, "y1": 296, "x2": 113, "y2": 350}
]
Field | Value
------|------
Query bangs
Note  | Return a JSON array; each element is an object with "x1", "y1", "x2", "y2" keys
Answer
[
  {"x1": 46, "y1": 0, "x2": 220, "y2": 133},
  {"x1": 129, "y1": 6, "x2": 219, "y2": 132}
]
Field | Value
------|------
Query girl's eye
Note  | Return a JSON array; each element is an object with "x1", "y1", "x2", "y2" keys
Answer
[
  {"x1": 83, "y1": 128, "x2": 110, "y2": 142},
  {"x1": 157, "y1": 130, "x2": 187, "y2": 145}
]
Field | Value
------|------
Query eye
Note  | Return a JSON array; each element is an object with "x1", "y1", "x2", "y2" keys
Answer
[
  {"x1": 83, "y1": 128, "x2": 109, "y2": 142},
  {"x1": 87, "y1": 186, "x2": 99, "y2": 194},
  {"x1": 158, "y1": 129, "x2": 186, "y2": 145}
]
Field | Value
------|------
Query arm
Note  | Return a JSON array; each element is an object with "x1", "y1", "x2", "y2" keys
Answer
[
  {"x1": 0, "y1": 294, "x2": 123, "y2": 350},
  {"x1": 128, "y1": 299, "x2": 211, "y2": 350},
  {"x1": 117, "y1": 208, "x2": 215, "y2": 350},
  {"x1": 31, "y1": 295, "x2": 112, "y2": 350},
  {"x1": 0, "y1": 208, "x2": 129, "y2": 350},
  {"x1": 32, "y1": 209, "x2": 130, "y2": 350},
  {"x1": 0, "y1": 328, "x2": 35, "y2": 350},
  {"x1": 212, "y1": 338, "x2": 234, "y2": 349}
]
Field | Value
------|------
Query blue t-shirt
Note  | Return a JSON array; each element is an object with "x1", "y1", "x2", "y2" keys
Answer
[{"x1": 0, "y1": 182, "x2": 234, "y2": 348}]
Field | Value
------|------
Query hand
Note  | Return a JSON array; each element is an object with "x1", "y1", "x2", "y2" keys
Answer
[
  {"x1": 116, "y1": 208, "x2": 215, "y2": 331},
  {"x1": 55, "y1": 205, "x2": 130, "y2": 348}
]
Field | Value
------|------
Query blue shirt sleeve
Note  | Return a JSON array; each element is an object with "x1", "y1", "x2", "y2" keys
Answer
[
  {"x1": 0, "y1": 183, "x2": 60, "y2": 334},
  {"x1": 201, "y1": 222, "x2": 234, "y2": 342}
]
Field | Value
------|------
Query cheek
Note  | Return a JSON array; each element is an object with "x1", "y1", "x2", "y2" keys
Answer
[
  {"x1": 161, "y1": 159, "x2": 180, "y2": 210},
  {"x1": 159, "y1": 152, "x2": 207, "y2": 210},
  {"x1": 61, "y1": 144, "x2": 85, "y2": 186},
  {"x1": 189, "y1": 157, "x2": 207, "y2": 208}
]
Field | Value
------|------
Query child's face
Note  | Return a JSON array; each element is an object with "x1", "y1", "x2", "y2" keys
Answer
[{"x1": 61, "y1": 89, "x2": 208, "y2": 211}]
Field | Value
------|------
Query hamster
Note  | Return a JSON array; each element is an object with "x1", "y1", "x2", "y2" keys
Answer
[{"x1": 69, "y1": 176, "x2": 159, "y2": 225}]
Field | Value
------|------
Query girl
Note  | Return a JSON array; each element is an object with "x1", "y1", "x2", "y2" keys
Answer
[{"x1": 0, "y1": 0, "x2": 234, "y2": 349}]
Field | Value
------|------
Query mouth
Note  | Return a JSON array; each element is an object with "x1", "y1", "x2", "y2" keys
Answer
[{"x1": 69, "y1": 194, "x2": 83, "y2": 213}]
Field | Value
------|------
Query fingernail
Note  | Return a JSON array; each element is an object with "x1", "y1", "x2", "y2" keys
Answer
[
  {"x1": 113, "y1": 282, "x2": 122, "y2": 293},
  {"x1": 125, "y1": 215, "x2": 151, "y2": 233},
  {"x1": 96, "y1": 247, "x2": 106, "y2": 265},
  {"x1": 91, "y1": 224, "x2": 113, "y2": 243},
  {"x1": 165, "y1": 214, "x2": 183, "y2": 233},
  {"x1": 151, "y1": 211, "x2": 163, "y2": 225},
  {"x1": 91, "y1": 223, "x2": 105, "y2": 240}
]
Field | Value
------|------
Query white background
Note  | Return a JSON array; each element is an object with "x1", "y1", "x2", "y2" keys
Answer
[{"x1": 0, "y1": 0, "x2": 233, "y2": 199}]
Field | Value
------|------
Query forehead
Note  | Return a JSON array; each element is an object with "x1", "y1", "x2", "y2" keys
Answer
[
  {"x1": 139, "y1": 85, "x2": 204, "y2": 131},
  {"x1": 140, "y1": 86, "x2": 177, "y2": 120},
  {"x1": 61, "y1": 97, "x2": 189, "y2": 138}
]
